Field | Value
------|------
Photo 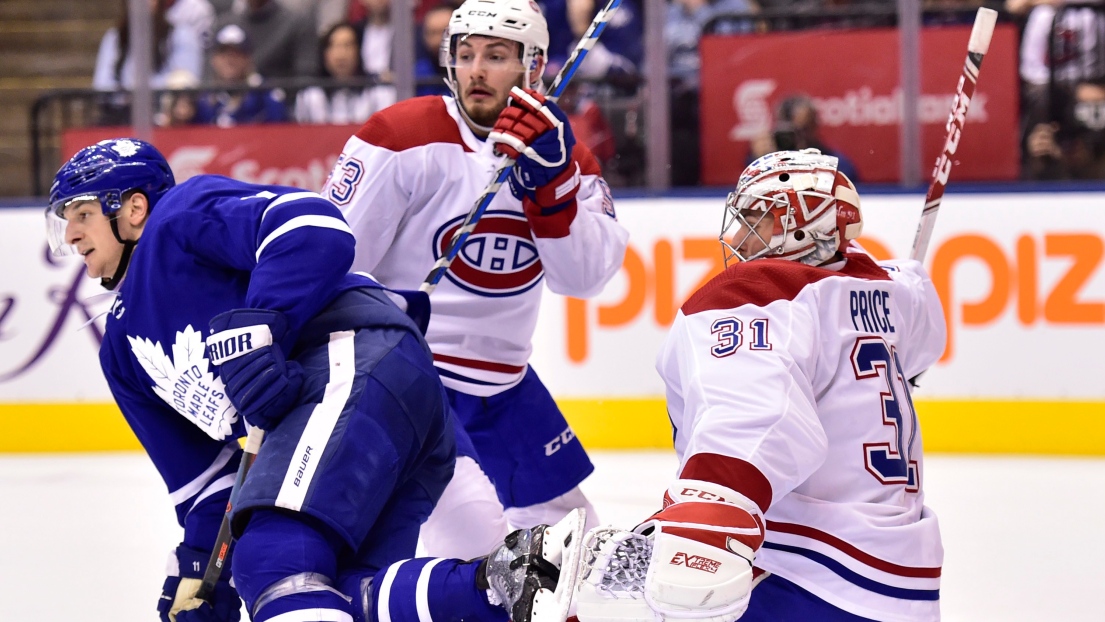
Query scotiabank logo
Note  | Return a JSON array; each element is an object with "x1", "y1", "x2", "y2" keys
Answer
[
  {"x1": 565, "y1": 233, "x2": 1105, "y2": 365},
  {"x1": 728, "y1": 79, "x2": 990, "y2": 142},
  {"x1": 670, "y1": 552, "x2": 721, "y2": 573},
  {"x1": 166, "y1": 146, "x2": 338, "y2": 190}
]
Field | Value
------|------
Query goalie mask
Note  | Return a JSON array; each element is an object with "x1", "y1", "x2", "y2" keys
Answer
[
  {"x1": 721, "y1": 148, "x2": 862, "y2": 267},
  {"x1": 442, "y1": 0, "x2": 549, "y2": 127}
]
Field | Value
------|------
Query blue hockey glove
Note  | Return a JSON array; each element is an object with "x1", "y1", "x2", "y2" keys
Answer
[
  {"x1": 158, "y1": 544, "x2": 241, "y2": 622},
  {"x1": 208, "y1": 308, "x2": 303, "y2": 431},
  {"x1": 489, "y1": 87, "x2": 578, "y2": 198}
]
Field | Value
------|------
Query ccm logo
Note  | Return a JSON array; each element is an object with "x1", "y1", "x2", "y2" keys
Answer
[
  {"x1": 670, "y1": 552, "x2": 721, "y2": 573},
  {"x1": 678, "y1": 487, "x2": 727, "y2": 503},
  {"x1": 544, "y1": 427, "x2": 576, "y2": 456}
]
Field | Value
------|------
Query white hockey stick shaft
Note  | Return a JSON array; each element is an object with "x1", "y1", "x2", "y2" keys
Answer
[
  {"x1": 420, "y1": 0, "x2": 624, "y2": 294},
  {"x1": 910, "y1": 7, "x2": 997, "y2": 263},
  {"x1": 194, "y1": 426, "x2": 264, "y2": 603}
]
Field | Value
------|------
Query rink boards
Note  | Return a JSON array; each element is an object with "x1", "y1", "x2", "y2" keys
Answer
[{"x1": 2, "y1": 192, "x2": 1103, "y2": 454}]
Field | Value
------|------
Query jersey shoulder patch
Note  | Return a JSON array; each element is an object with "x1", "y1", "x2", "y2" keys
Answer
[{"x1": 354, "y1": 96, "x2": 471, "y2": 153}]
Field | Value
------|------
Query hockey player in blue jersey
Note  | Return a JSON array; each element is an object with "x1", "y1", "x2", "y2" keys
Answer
[{"x1": 47, "y1": 138, "x2": 585, "y2": 622}]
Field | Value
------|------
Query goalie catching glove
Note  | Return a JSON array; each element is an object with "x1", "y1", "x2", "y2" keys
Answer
[
  {"x1": 158, "y1": 544, "x2": 241, "y2": 622},
  {"x1": 489, "y1": 87, "x2": 582, "y2": 236},
  {"x1": 208, "y1": 308, "x2": 303, "y2": 431},
  {"x1": 576, "y1": 479, "x2": 764, "y2": 622}
]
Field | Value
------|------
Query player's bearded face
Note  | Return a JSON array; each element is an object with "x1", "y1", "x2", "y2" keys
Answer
[
  {"x1": 454, "y1": 37, "x2": 526, "y2": 128},
  {"x1": 62, "y1": 201, "x2": 126, "y2": 279}
]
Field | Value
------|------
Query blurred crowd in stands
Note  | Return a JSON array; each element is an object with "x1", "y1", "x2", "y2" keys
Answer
[{"x1": 87, "y1": 0, "x2": 1105, "y2": 185}]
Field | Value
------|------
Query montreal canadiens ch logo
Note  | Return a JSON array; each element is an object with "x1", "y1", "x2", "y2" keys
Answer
[{"x1": 432, "y1": 210, "x2": 543, "y2": 297}]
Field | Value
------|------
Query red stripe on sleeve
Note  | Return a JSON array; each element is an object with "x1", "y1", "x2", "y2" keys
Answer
[{"x1": 679, "y1": 452, "x2": 773, "y2": 514}]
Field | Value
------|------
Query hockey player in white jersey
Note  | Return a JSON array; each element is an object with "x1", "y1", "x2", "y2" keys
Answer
[
  {"x1": 574, "y1": 149, "x2": 947, "y2": 622},
  {"x1": 47, "y1": 138, "x2": 589, "y2": 622},
  {"x1": 323, "y1": 0, "x2": 628, "y2": 558}
]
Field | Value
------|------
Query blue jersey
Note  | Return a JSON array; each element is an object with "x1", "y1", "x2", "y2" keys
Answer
[{"x1": 98, "y1": 174, "x2": 373, "y2": 549}]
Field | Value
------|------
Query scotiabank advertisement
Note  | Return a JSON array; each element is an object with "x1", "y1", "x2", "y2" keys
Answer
[
  {"x1": 61, "y1": 124, "x2": 360, "y2": 190},
  {"x1": 699, "y1": 24, "x2": 1021, "y2": 184}
]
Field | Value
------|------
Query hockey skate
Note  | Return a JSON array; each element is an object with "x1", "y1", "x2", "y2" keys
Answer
[{"x1": 479, "y1": 508, "x2": 587, "y2": 622}]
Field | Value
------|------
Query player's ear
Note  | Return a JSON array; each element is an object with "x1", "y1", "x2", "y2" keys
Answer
[{"x1": 124, "y1": 191, "x2": 151, "y2": 226}]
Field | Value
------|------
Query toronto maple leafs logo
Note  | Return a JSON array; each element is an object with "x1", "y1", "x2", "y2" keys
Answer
[
  {"x1": 110, "y1": 139, "x2": 141, "y2": 157},
  {"x1": 128, "y1": 325, "x2": 238, "y2": 440}
]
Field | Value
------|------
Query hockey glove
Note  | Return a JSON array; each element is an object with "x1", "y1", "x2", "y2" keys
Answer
[
  {"x1": 576, "y1": 480, "x2": 764, "y2": 622},
  {"x1": 490, "y1": 87, "x2": 579, "y2": 198},
  {"x1": 158, "y1": 544, "x2": 241, "y2": 622},
  {"x1": 208, "y1": 308, "x2": 303, "y2": 431}
]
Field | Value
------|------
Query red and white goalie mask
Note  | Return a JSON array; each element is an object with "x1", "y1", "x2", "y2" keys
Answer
[{"x1": 721, "y1": 149, "x2": 862, "y2": 267}]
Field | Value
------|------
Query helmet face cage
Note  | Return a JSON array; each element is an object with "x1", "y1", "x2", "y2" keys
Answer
[
  {"x1": 443, "y1": 0, "x2": 549, "y2": 96},
  {"x1": 720, "y1": 149, "x2": 861, "y2": 268},
  {"x1": 46, "y1": 138, "x2": 175, "y2": 256}
]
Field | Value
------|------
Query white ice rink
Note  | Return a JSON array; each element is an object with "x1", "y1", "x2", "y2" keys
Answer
[{"x1": 2, "y1": 451, "x2": 1103, "y2": 621}]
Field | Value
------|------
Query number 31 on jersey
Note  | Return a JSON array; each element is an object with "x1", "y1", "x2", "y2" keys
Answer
[{"x1": 710, "y1": 317, "x2": 772, "y2": 357}]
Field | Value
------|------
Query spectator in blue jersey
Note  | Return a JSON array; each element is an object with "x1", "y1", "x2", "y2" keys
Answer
[
  {"x1": 194, "y1": 24, "x2": 287, "y2": 126},
  {"x1": 414, "y1": 4, "x2": 455, "y2": 97},
  {"x1": 541, "y1": 0, "x2": 641, "y2": 87},
  {"x1": 45, "y1": 137, "x2": 586, "y2": 622}
]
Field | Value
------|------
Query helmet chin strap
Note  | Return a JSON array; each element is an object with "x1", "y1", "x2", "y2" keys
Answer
[{"x1": 101, "y1": 216, "x2": 137, "y2": 291}]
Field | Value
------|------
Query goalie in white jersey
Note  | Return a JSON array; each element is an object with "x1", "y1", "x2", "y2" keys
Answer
[
  {"x1": 575, "y1": 149, "x2": 947, "y2": 622},
  {"x1": 323, "y1": 0, "x2": 628, "y2": 558}
]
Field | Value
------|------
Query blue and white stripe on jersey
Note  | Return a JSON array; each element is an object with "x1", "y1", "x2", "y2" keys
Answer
[
  {"x1": 372, "y1": 557, "x2": 507, "y2": 622},
  {"x1": 166, "y1": 441, "x2": 240, "y2": 539},
  {"x1": 256, "y1": 191, "x2": 353, "y2": 262},
  {"x1": 276, "y1": 331, "x2": 357, "y2": 512},
  {"x1": 168, "y1": 442, "x2": 238, "y2": 507}
]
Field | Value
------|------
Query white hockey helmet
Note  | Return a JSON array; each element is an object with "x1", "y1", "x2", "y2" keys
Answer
[
  {"x1": 721, "y1": 148, "x2": 862, "y2": 267},
  {"x1": 441, "y1": 0, "x2": 549, "y2": 93}
]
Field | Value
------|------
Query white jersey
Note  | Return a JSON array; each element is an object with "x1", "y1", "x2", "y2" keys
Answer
[
  {"x1": 324, "y1": 95, "x2": 628, "y2": 395},
  {"x1": 657, "y1": 251, "x2": 947, "y2": 621}
]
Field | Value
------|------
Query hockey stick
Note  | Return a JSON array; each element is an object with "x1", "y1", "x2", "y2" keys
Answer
[
  {"x1": 909, "y1": 7, "x2": 997, "y2": 262},
  {"x1": 192, "y1": 426, "x2": 265, "y2": 604},
  {"x1": 419, "y1": 0, "x2": 624, "y2": 294}
]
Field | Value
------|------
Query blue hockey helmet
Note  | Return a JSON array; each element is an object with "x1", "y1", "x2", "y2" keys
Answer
[{"x1": 49, "y1": 138, "x2": 175, "y2": 218}]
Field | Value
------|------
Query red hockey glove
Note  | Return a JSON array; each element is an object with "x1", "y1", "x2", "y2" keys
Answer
[{"x1": 489, "y1": 87, "x2": 579, "y2": 203}]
